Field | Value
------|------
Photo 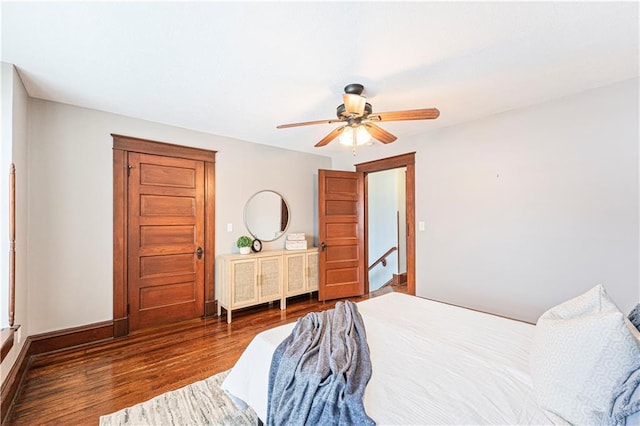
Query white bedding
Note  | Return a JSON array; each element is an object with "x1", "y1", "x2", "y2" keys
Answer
[{"x1": 222, "y1": 292, "x2": 556, "y2": 425}]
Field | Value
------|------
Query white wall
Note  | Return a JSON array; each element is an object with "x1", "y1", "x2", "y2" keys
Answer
[
  {"x1": 0, "y1": 64, "x2": 29, "y2": 384},
  {"x1": 334, "y1": 78, "x2": 639, "y2": 322},
  {"x1": 26, "y1": 99, "x2": 331, "y2": 335},
  {"x1": 1, "y1": 64, "x2": 12, "y2": 331}
]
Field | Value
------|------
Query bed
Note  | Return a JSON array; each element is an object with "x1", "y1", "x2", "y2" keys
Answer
[
  {"x1": 224, "y1": 286, "x2": 640, "y2": 425},
  {"x1": 222, "y1": 292, "x2": 556, "y2": 425}
]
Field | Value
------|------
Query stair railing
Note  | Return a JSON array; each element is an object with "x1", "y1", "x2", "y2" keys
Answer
[{"x1": 368, "y1": 246, "x2": 398, "y2": 271}]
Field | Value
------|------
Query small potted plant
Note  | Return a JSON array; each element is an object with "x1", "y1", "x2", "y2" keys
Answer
[{"x1": 236, "y1": 235, "x2": 253, "y2": 255}]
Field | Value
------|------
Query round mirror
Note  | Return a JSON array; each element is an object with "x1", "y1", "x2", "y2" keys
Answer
[{"x1": 244, "y1": 190, "x2": 290, "y2": 242}]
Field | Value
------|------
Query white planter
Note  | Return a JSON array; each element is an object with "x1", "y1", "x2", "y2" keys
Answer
[{"x1": 239, "y1": 246, "x2": 251, "y2": 255}]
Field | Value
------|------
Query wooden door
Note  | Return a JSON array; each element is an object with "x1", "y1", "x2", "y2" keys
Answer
[
  {"x1": 127, "y1": 152, "x2": 205, "y2": 330},
  {"x1": 318, "y1": 170, "x2": 365, "y2": 301}
]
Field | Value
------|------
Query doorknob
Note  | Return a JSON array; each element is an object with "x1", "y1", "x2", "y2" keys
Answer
[
  {"x1": 320, "y1": 242, "x2": 326, "y2": 251},
  {"x1": 196, "y1": 247, "x2": 203, "y2": 259}
]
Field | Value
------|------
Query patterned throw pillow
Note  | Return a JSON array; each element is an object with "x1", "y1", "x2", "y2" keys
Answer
[
  {"x1": 628, "y1": 304, "x2": 640, "y2": 331},
  {"x1": 530, "y1": 285, "x2": 640, "y2": 425}
]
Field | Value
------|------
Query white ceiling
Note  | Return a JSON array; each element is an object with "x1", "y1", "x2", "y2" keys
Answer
[{"x1": 2, "y1": 1, "x2": 638, "y2": 156}]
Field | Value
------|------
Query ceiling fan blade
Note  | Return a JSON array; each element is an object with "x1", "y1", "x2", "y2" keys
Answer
[
  {"x1": 362, "y1": 123, "x2": 397, "y2": 144},
  {"x1": 277, "y1": 118, "x2": 344, "y2": 129},
  {"x1": 315, "y1": 126, "x2": 346, "y2": 147},
  {"x1": 368, "y1": 108, "x2": 440, "y2": 122}
]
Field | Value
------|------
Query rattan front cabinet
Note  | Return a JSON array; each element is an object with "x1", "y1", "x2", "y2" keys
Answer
[
  {"x1": 217, "y1": 251, "x2": 284, "y2": 323},
  {"x1": 283, "y1": 249, "x2": 319, "y2": 308}
]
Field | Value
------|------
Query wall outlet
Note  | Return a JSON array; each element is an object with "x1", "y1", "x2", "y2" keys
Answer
[
  {"x1": 227, "y1": 223, "x2": 233, "y2": 232},
  {"x1": 418, "y1": 221, "x2": 425, "y2": 231}
]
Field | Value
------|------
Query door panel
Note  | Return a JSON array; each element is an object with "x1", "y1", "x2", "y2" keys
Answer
[
  {"x1": 326, "y1": 268, "x2": 359, "y2": 285},
  {"x1": 325, "y1": 200, "x2": 357, "y2": 215},
  {"x1": 258, "y1": 257, "x2": 282, "y2": 300},
  {"x1": 326, "y1": 223, "x2": 358, "y2": 239},
  {"x1": 128, "y1": 152, "x2": 205, "y2": 331},
  {"x1": 285, "y1": 255, "x2": 305, "y2": 293},
  {"x1": 140, "y1": 163, "x2": 196, "y2": 187},
  {"x1": 139, "y1": 253, "x2": 195, "y2": 278},
  {"x1": 140, "y1": 225, "x2": 195, "y2": 246},
  {"x1": 140, "y1": 195, "x2": 196, "y2": 216},
  {"x1": 326, "y1": 245, "x2": 359, "y2": 262},
  {"x1": 231, "y1": 260, "x2": 258, "y2": 306},
  {"x1": 140, "y1": 282, "x2": 195, "y2": 307},
  {"x1": 318, "y1": 170, "x2": 365, "y2": 301},
  {"x1": 307, "y1": 252, "x2": 319, "y2": 291}
]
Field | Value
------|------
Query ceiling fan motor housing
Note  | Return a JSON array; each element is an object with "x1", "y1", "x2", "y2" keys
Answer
[
  {"x1": 344, "y1": 83, "x2": 365, "y2": 95},
  {"x1": 336, "y1": 102, "x2": 372, "y2": 119}
]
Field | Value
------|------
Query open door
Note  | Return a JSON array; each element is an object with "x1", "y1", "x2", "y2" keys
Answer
[{"x1": 318, "y1": 169, "x2": 365, "y2": 301}]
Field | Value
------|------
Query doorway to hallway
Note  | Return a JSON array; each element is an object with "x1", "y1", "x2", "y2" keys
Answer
[
  {"x1": 356, "y1": 152, "x2": 416, "y2": 295},
  {"x1": 367, "y1": 167, "x2": 407, "y2": 292}
]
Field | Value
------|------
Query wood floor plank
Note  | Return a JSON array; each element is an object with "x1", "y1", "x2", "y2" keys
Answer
[{"x1": 4, "y1": 287, "x2": 405, "y2": 425}]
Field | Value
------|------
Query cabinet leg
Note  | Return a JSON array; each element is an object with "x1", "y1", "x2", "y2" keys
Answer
[
  {"x1": 217, "y1": 304, "x2": 221, "y2": 317},
  {"x1": 281, "y1": 298, "x2": 286, "y2": 310},
  {"x1": 227, "y1": 309, "x2": 232, "y2": 324}
]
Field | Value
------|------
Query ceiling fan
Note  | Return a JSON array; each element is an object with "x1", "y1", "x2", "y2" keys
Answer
[{"x1": 276, "y1": 83, "x2": 440, "y2": 152}]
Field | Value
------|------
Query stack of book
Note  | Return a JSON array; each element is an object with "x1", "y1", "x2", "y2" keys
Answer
[{"x1": 285, "y1": 233, "x2": 307, "y2": 250}]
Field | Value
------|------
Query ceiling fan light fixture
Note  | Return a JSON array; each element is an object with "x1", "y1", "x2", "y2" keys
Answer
[
  {"x1": 339, "y1": 126, "x2": 371, "y2": 146},
  {"x1": 276, "y1": 83, "x2": 439, "y2": 150},
  {"x1": 343, "y1": 93, "x2": 366, "y2": 116}
]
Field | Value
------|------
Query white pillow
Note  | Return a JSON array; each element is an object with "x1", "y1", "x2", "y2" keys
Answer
[{"x1": 530, "y1": 285, "x2": 640, "y2": 424}]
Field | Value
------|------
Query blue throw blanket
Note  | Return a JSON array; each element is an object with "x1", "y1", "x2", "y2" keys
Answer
[
  {"x1": 608, "y1": 357, "x2": 640, "y2": 425},
  {"x1": 267, "y1": 301, "x2": 375, "y2": 426}
]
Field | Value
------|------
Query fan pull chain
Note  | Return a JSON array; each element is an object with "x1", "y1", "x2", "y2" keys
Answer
[{"x1": 352, "y1": 127, "x2": 357, "y2": 156}]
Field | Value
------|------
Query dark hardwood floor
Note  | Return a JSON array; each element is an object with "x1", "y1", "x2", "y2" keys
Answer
[{"x1": 4, "y1": 285, "x2": 406, "y2": 425}]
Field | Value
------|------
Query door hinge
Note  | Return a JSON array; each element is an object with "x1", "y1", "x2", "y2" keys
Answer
[{"x1": 127, "y1": 303, "x2": 130, "y2": 315}]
